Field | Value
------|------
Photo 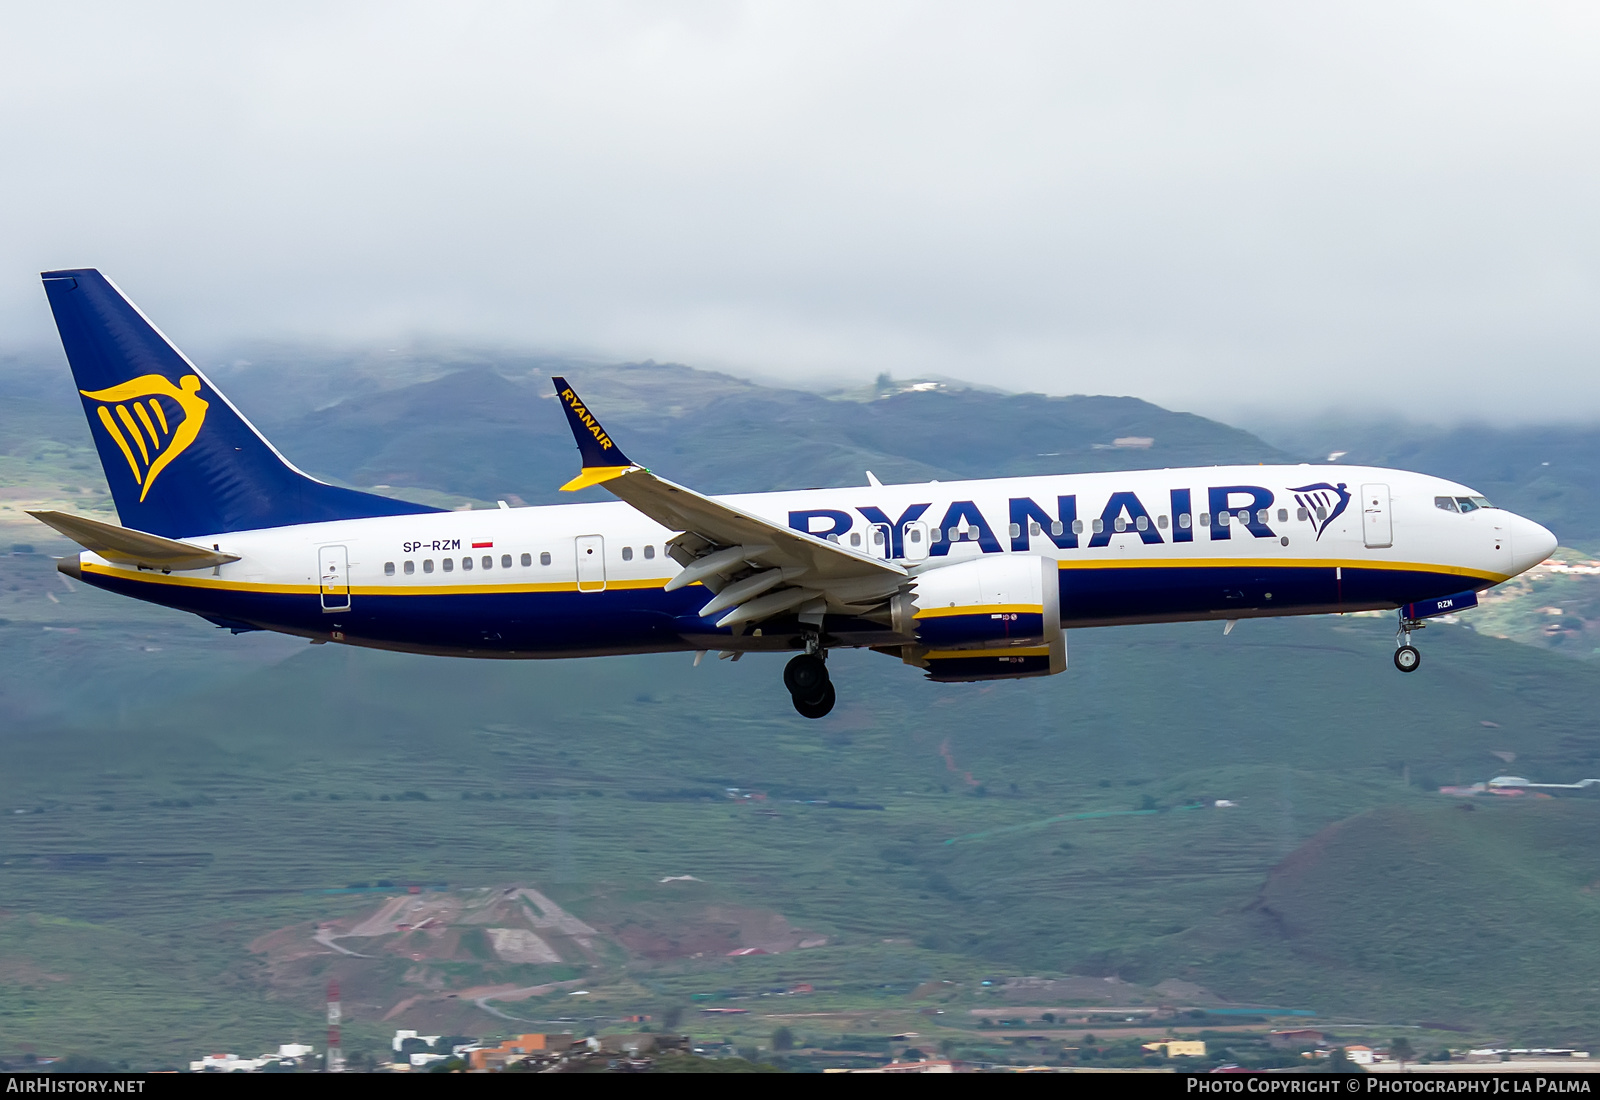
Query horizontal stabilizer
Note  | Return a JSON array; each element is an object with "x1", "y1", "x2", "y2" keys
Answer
[{"x1": 28, "y1": 510, "x2": 240, "y2": 571}]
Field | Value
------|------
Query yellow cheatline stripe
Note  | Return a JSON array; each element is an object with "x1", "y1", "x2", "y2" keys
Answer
[
  {"x1": 1053, "y1": 556, "x2": 1507, "y2": 584},
  {"x1": 916, "y1": 603, "x2": 1042, "y2": 619},
  {"x1": 81, "y1": 561, "x2": 678, "y2": 597},
  {"x1": 560, "y1": 465, "x2": 632, "y2": 492},
  {"x1": 84, "y1": 562, "x2": 318, "y2": 593},
  {"x1": 96, "y1": 406, "x2": 143, "y2": 485},
  {"x1": 115, "y1": 404, "x2": 150, "y2": 465},
  {"x1": 924, "y1": 645, "x2": 1052, "y2": 660}
]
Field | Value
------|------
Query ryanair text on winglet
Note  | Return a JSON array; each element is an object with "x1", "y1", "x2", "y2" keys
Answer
[{"x1": 561, "y1": 388, "x2": 616, "y2": 452}]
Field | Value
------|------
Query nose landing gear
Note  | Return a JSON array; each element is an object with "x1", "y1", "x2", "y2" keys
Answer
[
  {"x1": 1394, "y1": 610, "x2": 1424, "y2": 673},
  {"x1": 784, "y1": 638, "x2": 835, "y2": 718}
]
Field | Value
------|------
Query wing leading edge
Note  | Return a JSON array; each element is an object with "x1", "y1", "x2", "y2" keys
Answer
[{"x1": 550, "y1": 377, "x2": 906, "y2": 629}]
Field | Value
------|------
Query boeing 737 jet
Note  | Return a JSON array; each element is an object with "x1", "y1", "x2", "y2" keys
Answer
[{"x1": 32, "y1": 269, "x2": 1557, "y2": 717}]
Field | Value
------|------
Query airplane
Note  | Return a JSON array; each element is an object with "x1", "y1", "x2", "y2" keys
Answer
[{"x1": 30, "y1": 269, "x2": 1557, "y2": 718}]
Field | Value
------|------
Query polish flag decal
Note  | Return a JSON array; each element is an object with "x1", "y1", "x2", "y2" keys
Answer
[{"x1": 472, "y1": 541, "x2": 493, "y2": 548}]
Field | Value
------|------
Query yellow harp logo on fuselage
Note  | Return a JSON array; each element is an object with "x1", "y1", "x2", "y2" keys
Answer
[{"x1": 80, "y1": 374, "x2": 209, "y2": 502}]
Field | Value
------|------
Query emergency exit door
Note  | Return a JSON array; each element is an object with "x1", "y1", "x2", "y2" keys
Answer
[
  {"x1": 902, "y1": 521, "x2": 930, "y2": 562},
  {"x1": 319, "y1": 545, "x2": 351, "y2": 612},
  {"x1": 1360, "y1": 484, "x2": 1392, "y2": 548},
  {"x1": 575, "y1": 535, "x2": 606, "y2": 592},
  {"x1": 868, "y1": 524, "x2": 892, "y2": 561}
]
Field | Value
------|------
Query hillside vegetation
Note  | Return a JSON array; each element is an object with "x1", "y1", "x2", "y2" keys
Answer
[{"x1": 2, "y1": 352, "x2": 1599, "y2": 1065}]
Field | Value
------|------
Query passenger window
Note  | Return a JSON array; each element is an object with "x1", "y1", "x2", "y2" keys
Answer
[
  {"x1": 908, "y1": 527, "x2": 922, "y2": 544},
  {"x1": 622, "y1": 546, "x2": 634, "y2": 561},
  {"x1": 521, "y1": 553, "x2": 532, "y2": 566},
  {"x1": 444, "y1": 558, "x2": 456, "y2": 572},
  {"x1": 1092, "y1": 519, "x2": 1104, "y2": 534},
  {"x1": 539, "y1": 551, "x2": 551, "y2": 566},
  {"x1": 1277, "y1": 508, "x2": 1288, "y2": 522},
  {"x1": 460, "y1": 557, "x2": 471, "y2": 571},
  {"x1": 1316, "y1": 506, "x2": 1327, "y2": 521},
  {"x1": 1051, "y1": 521, "x2": 1064, "y2": 536},
  {"x1": 423, "y1": 560, "x2": 434, "y2": 573},
  {"x1": 1199, "y1": 513, "x2": 1210, "y2": 526},
  {"x1": 501, "y1": 554, "x2": 512, "y2": 568},
  {"x1": 1217, "y1": 512, "x2": 1230, "y2": 527},
  {"x1": 873, "y1": 529, "x2": 884, "y2": 546},
  {"x1": 1256, "y1": 510, "x2": 1268, "y2": 525},
  {"x1": 404, "y1": 561, "x2": 415, "y2": 575},
  {"x1": 1029, "y1": 522, "x2": 1040, "y2": 536},
  {"x1": 1071, "y1": 519, "x2": 1084, "y2": 535},
  {"x1": 1113, "y1": 517, "x2": 1126, "y2": 532},
  {"x1": 483, "y1": 555, "x2": 493, "y2": 569},
  {"x1": 1178, "y1": 514, "x2": 1191, "y2": 529},
  {"x1": 930, "y1": 528, "x2": 942, "y2": 543},
  {"x1": 1135, "y1": 516, "x2": 1148, "y2": 532},
  {"x1": 948, "y1": 527, "x2": 960, "y2": 541},
  {"x1": 384, "y1": 562, "x2": 395, "y2": 576},
  {"x1": 828, "y1": 534, "x2": 841, "y2": 544},
  {"x1": 1009, "y1": 523, "x2": 1022, "y2": 539},
  {"x1": 644, "y1": 545, "x2": 655, "y2": 560},
  {"x1": 1297, "y1": 507, "x2": 1309, "y2": 521},
  {"x1": 1157, "y1": 515, "x2": 1168, "y2": 529}
]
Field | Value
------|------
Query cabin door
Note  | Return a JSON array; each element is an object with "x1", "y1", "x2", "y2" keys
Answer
[
  {"x1": 318, "y1": 545, "x2": 351, "y2": 612},
  {"x1": 1360, "y1": 484, "x2": 1392, "y2": 549},
  {"x1": 575, "y1": 534, "x2": 606, "y2": 592}
]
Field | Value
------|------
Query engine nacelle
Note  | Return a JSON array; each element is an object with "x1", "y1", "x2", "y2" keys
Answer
[{"x1": 891, "y1": 555, "x2": 1066, "y2": 682}]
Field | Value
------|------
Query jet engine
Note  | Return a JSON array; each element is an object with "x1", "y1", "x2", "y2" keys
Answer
[{"x1": 891, "y1": 555, "x2": 1066, "y2": 682}]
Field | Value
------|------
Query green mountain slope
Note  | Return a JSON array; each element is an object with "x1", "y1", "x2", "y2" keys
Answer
[{"x1": 4, "y1": 349, "x2": 1600, "y2": 1062}]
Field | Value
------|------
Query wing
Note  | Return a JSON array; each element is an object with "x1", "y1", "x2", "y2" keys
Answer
[{"x1": 551, "y1": 377, "x2": 906, "y2": 629}]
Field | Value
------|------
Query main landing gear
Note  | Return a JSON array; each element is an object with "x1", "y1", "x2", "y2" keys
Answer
[
  {"x1": 1394, "y1": 610, "x2": 1423, "y2": 673},
  {"x1": 784, "y1": 639, "x2": 835, "y2": 719}
]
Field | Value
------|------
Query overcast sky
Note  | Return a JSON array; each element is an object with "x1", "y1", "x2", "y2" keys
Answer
[{"x1": 2, "y1": 2, "x2": 1598, "y2": 422}]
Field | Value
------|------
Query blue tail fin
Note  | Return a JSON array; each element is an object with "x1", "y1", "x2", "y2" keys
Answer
[{"x1": 41, "y1": 269, "x2": 441, "y2": 538}]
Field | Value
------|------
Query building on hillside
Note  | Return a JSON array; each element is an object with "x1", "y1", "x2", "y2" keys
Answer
[
  {"x1": 1268, "y1": 1029, "x2": 1327, "y2": 1050},
  {"x1": 392, "y1": 1030, "x2": 442, "y2": 1052},
  {"x1": 468, "y1": 1034, "x2": 574, "y2": 1072},
  {"x1": 841, "y1": 1059, "x2": 967, "y2": 1073},
  {"x1": 1142, "y1": 1040, "x2": 1207, "y2": 1057},
  {"x1": 190, "y1": 1053, "x2": 271, "y2": 1072},
  {"x1": 1345, "y1": 1045, "x2": 1376, "y2": 1065}
]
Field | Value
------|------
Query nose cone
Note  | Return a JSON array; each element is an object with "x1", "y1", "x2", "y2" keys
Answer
[{"x1": 1509, "y1": 513, "x2": 1557, "y2": 575}]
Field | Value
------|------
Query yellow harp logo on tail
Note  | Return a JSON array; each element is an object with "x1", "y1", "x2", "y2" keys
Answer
[{"x1": 79, "y1": 374, "x2": 209, "y2": 502}]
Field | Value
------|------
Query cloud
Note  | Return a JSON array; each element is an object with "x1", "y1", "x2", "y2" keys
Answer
[{"x1": 2, "y1": 1, "x2": 1599, "y2": 421}]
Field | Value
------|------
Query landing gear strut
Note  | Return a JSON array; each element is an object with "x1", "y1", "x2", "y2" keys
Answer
[
  {"x1": 785, "y1": 638, "x2": 835, "y2": 718},
  {"x1": 1394, "y1": 610, "x2": 1423, "y2": 673}
]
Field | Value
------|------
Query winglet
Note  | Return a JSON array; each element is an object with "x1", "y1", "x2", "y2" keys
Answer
[{"x1": 551, "y1": 377, "x2": 638, "y2": 491}]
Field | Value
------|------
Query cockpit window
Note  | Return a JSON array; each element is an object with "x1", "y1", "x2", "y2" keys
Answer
[
  {"x1": 1456, "y1": 496, "x2": 1496, "y2": 512},
  {"x1": 1435, "y1": 496, "x2": 1459, "y2": 513}
]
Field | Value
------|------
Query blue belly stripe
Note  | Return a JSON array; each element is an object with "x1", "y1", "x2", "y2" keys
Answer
[{"x1": 78, "y1": 560, "x2": 1488, "y2": 655}]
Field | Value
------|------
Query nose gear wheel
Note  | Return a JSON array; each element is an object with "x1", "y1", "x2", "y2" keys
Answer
[{"x1": 1394, "y1": 609, "x2": 1425, "y2": 673}]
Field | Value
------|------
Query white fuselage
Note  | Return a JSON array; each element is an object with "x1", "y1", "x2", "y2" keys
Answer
[{"x1": 71, "y1": 464, "x2": 1555, "y2": 658}]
